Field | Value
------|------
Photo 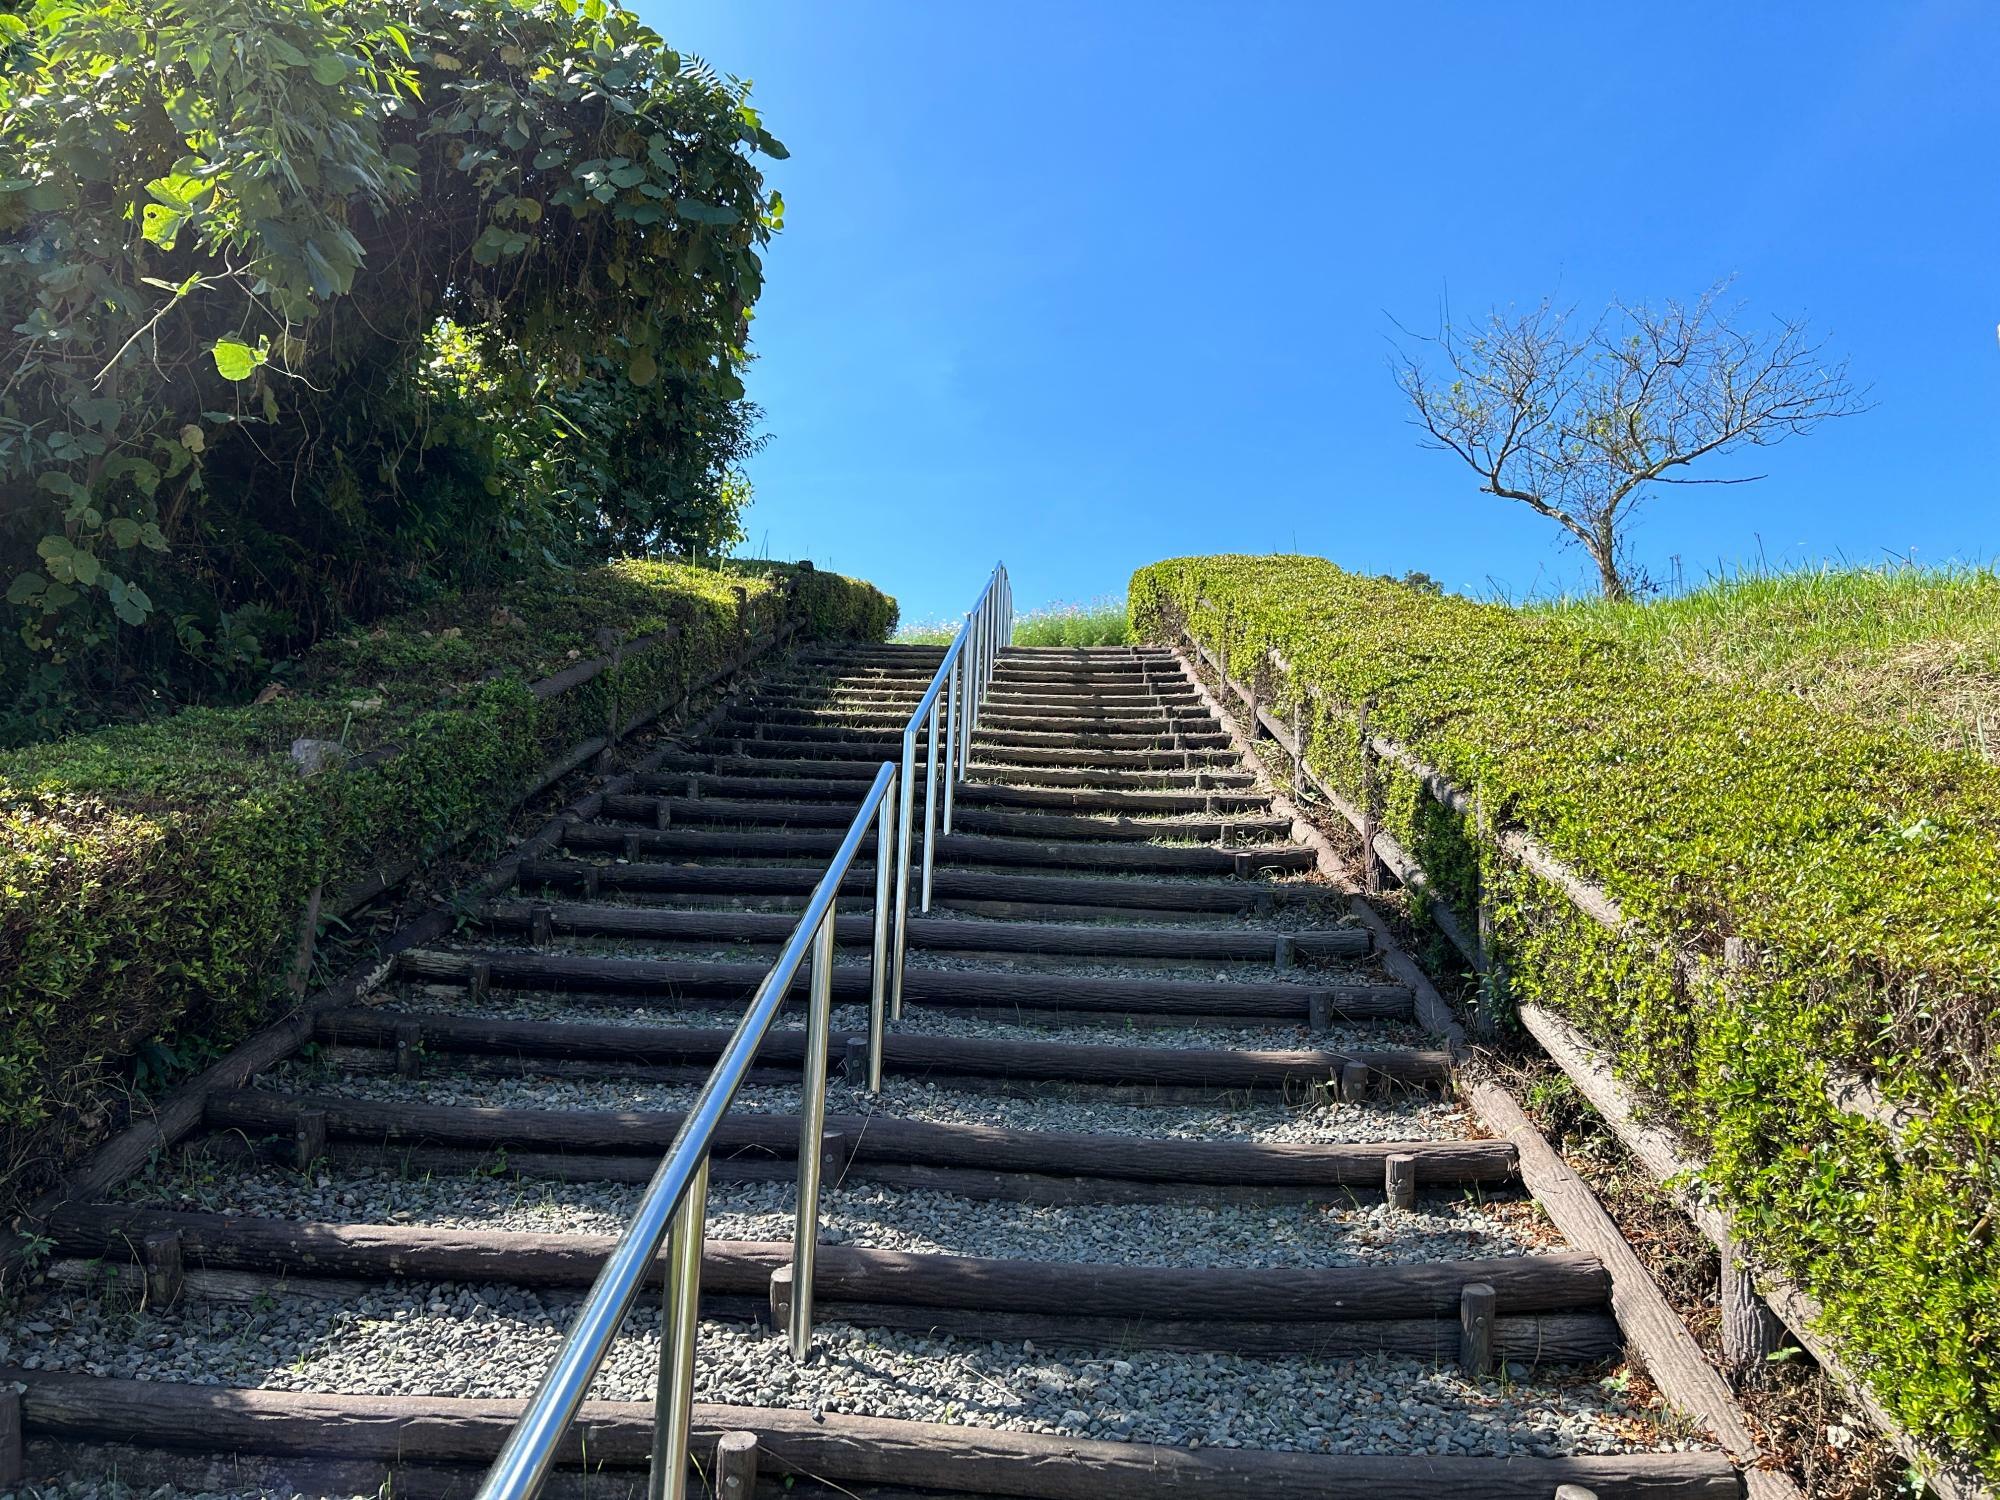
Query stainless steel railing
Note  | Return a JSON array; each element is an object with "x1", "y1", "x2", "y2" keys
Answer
[
  {"x1": 890, "y1": 563, "x2": 1011, "y2": 1019},
  {"x1": 476, "y1": 762, "x2": 899, "y2": 1500},
  {"x1": 478, "y1": 566, "x2": 1010, "y2": 1500}
]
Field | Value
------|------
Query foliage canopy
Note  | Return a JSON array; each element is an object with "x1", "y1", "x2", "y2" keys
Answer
[{"x1": 0, "y1": 0, "x2": 785, "y2": 737}]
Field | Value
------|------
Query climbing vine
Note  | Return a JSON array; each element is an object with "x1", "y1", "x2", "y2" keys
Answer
[{"x1": 0, "y1": 0, "x2": 785, "y2": 737}]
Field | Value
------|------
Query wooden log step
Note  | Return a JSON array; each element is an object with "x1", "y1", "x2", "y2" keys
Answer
[
  {"x1": 959, "y1": 781, "x2": 1273, "y2": 814},
  {"x1": 322, "y1": 1009, "x2": 1441, "y2": 1088},
  {"x1": 598, "y1": 793, "x2": 1290, "y2": 845},
  {"x1": 962, "y1": 762, "x2": 1254, "y2": 790},
  {"x1": 203, "y1": 1090, "x2": 1509, "y2": 1186},
  {"x1": 225, "y1": 1138, "x2": 1493, "y2": 1207},
  {"x1": 731, "y1": 702, "x2": 1213, "y2": 729},
  {"x1": 3, "y1": 1373, "x2": 1740, "y2": 1498},
  {"x1": 689, "y1": 734, "x2": 1244, "y2": 771},
  {"x1": 988, "y1": 685, "x2": 1200, "y2": 703},
  {"x1": 476, "y1": 899, "x2": 1371, "y2": 962},
  {"x1": 520, "y1": 858, "x2": 1323, "y2": 913},
  {"x1": 653, "y1": 750, "x2": 1258, "y2": 791},
  {"x1": 771, "y1": 1299, "x2": 1623, "y2": 1363},
  {"x1": 44, "y1": 1206, "x2": 1606, "y2": 1323},
  {"x1": 393, "y1": 948, "x2": 1409, "y2": 1021},
  {"x1": 561, "y1": 823, "x2": 1317, "y2": 876},
  {"x1": 636, "y1": 771, "x2": 1271, "y2": 813},
  {"x1": 974, "y1": 727, "x2": 1231, "y2": 750},
  {"x1": 719, "y1": 717, "x2": 1231, "y2": 751}
]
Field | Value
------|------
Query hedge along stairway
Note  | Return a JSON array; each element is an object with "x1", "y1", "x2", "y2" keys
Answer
[{"x1": 0, "y1": 645, "x2": 1777, "y2": 1500}]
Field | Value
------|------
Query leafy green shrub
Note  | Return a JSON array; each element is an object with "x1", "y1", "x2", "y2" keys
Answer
[
  {"x1": 0, "y1": 558, "x2": 892, "y2": 1208},
  {"x1": 1, "y1": 0, "x2": 784, "y2": 734},
  {"x1": 1131, "y1": 553, "x2": 2000, "y2": 1475}
]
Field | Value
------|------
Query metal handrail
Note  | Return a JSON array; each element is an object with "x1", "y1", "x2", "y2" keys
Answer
[
  {"x1": 891, "y1": 563, "x2": 1011, "y2": 1018},
  {"x1": 476, "y1": 762, "x2": 900, "y2": 1500}
]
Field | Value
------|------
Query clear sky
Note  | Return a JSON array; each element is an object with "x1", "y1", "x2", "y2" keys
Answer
[{"x1": 642, "y1": 0, "x2": 2000, "y2": 626}]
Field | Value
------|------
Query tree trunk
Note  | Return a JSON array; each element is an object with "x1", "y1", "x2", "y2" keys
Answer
[{"x1": 1589, "y1": 538, "x2": 1631, "y2": 602}]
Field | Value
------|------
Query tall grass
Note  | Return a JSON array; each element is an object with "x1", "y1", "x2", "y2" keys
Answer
[
  {"x1": 1537, "y1": 562, "x2": 2000, "y2": 761},
  {"x1": 892, "y1": 596, "x2": 1136, "y2": 648},
  {"x1": 1011, "y1": 597, "x2": 1135, "y2": 647}
]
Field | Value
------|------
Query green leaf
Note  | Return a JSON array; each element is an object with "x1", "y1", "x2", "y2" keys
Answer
[
  {"x1": 628, "y1": 350, "x2": 658, "y2": 387},
  {"x1": 5, "y1": 572, "x2": 46, "y2": 606},
  {"x1": 212, "y1": 339, "x2": 258, "y2": 382},
  {"x1": 609, "y1": 165, "x2": 648, "y2": 189},
  {"x1": 309, "y1": 54, "x2": 350, "y2": 86},
  {"x1": 70, "y1": 395, "x2": 122, "y2": 432},
  {"x1": 36, "y1": 471, "x2": 86, "y2": 500},
  {"x1": 675, "y1": 199, "x2": 738, "y2": 226}
]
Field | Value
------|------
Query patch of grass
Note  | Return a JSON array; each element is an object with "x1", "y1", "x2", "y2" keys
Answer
[
  {"x1": 1012, "y1": 597, "x2": 1135, "y2": 648},
  {"x1": 1535, "y1": 563, "x2": 2000, "y2": 762},
  {"x1": 889, "y1": 619, "x2": 960, "y2": 646},
  {"x1": 891, "y1": 596, "x2": 1136, "y2": 648}
]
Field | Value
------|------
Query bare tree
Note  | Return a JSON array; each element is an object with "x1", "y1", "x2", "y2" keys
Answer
[{"x1": 1391, "y1": 283, "x2": 1866, "y2": 600}]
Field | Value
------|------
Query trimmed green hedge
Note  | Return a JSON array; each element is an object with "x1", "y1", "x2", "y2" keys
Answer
[
  {"x1": 1131, "y1": 554, "x2": 2000, "y2": 1476},
  {"x1": 1, "y1": 559, "x2": 893, "y2": 1207}
]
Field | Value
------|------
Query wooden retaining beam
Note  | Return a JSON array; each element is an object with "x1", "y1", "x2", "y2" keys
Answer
[
  {"x1": 518, "y1": 858, "x2": 1331, "y2": 915},
  {"x1": 475, "y1": 899, "x2": 1372, "y2": 963},
  {"x1": 391, "y1": 947, "x2": 1411, "y2": 1022},
  {"x1": 320, "y1": 1007, "x2": 1446, "y2": 1090},
  {"x1": 43, "y1": 1207, "x2": 1610, "y2": 1325},
  {"x1": 201, "y1": 1090, "x2": 1512, "y2": 1187},
  {"x1": 2, "y1": 1374, "x2": 1744, "y2": 1499},
  {"x1": 559, "y1": 821, "x2": 1317, "y2": 875}
]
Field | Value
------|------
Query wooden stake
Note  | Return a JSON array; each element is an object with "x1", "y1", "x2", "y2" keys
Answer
[
  {"x1": 394, "y1": 1023, "x2": 422, "y2": 1079},
  {"x1": 530, "y1": 905, "x2": 555, "y2": 945},
  {"x1": 712, "y1": 1430, "x2": 760, "y2": 1500},
  {"x1": 1338, "y1": 1061, "x2": 1371, "y2": 1103},
  {"x1": 293, "y1": 1109, "x2": 328, "y2": 1174},
  {"x1": 141, "y1": 1229, "x2": 185, "y2": 1309},
  {"x1": 0, "y1": 1387, "x2": 20, "y2": 1488},
  {"x1": 1273, "y1": 935, "x2": 1296, "y2": 972},
  {"x1": 1385, "y1": 1153, "x2": 1417, "y2": 1212},
  {"x1": 1459, "y1": 1281, "x2": 1496, "y2": 1377}
]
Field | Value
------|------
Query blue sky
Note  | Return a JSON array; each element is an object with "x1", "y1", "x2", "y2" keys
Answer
[{"x1": 645, "y1": 1, "x2": 2000, "y2": 625}]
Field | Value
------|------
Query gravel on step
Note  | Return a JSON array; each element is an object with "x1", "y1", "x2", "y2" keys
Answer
[
  {"x1": 260, "y1": 1062, "x2": 1471, "y2": 1144},
  {"x1": 118, "y1": 1161, "x2": 1547, "y2": 1268},
  {"x1": 0, "y1": 1287, "x2": 1694, "y2": 1458}
]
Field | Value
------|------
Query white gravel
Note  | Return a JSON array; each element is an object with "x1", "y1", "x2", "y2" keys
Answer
[
  {"x1": 261, "y1": 1063, "x2": 1471, "y2": 1144},
  {"x1": 0, "y1": 1289, "x2": 1689, "y2": 1457},
  {"x1": 118, "y1": 1162, "x2": 1549, "y2": 1269}
]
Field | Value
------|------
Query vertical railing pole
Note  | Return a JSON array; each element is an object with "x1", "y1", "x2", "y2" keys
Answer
[
  {"x1": 892, "y1": 728, "x2": 915, "y2": 1021},
  {"x1": 868, "y1": 783, "x2": 893, "y2": 1093},
  {"x1": 942, "y1": 640, "x2": 961, "y2": 833},
  {"x1": 920, "y1": 702, "x2": 941, "y2": 913},
  {"x1": 790, "y1": 908, "x2": 835, "y2": 1361},
  {"x1": 647, "y1": 1153, "x2": 708, "y2": 1500}
]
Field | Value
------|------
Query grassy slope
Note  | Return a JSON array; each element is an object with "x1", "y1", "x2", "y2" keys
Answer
[{"x1": 1536, "y1": 566, "x2": 2000, "y2": 762}]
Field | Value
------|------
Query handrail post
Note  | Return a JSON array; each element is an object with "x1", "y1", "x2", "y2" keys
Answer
[
  {"x1": 893, "y1": 728, "x2": 915, "y2": 1020},
  {"x1": 942, "y1": 639, "x2": 961, "y2": 833},
  {"x1": 647, "y1": 1153, "x2": 708, "y2": 1500},
  {"x1": 961, "y1": 610, "x2": 980, "y2": 779},
  {"x1": 868, "y1": 780, "x2": 894, "y2": 1092},
  {"x1": 789, "y1": 906, "x2": 836, "y2": 1361},
  {"x1": 920, "y1": 702, "x2": 941, "y2": 913}
]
